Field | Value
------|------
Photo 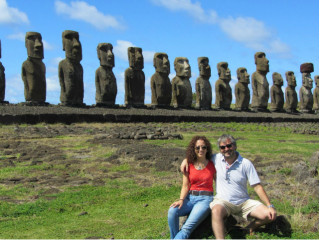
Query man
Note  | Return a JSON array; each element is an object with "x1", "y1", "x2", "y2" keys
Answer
[{"x1": 181, "y1": 134, "x2": 276, "y2": 239}]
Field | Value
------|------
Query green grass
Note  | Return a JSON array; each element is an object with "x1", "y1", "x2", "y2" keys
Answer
[{"x1": 0, "y1": 180, "x2": 179, "y2": 239}]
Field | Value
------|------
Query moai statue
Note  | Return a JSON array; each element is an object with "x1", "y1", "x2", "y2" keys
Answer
[
  {"x1": 124, "y1": 47, "x2": 145, "y2": 108},
  {"x1": 150, "y1": 52, "x2": 171, "y2": 108},
  {"x1": 215, "y1": 62, "x2": 232, "y2": 110},
  {"x1": 251, "y1": 52, "x2": 269, "y2": 112},
  {"x1": 21, "y1": 32, "x2": 46, "y2": 105},
  {"x1": 313, "y1": 75, "x2": 319, "y2": 113},
  {"x1": 59, "y1": 30, "x2": 84, "y2": 107},
  {"x1": 171, "y1": 57, "x2": 192, "y2": 108},
  {"x1": 284, "y1": 71, "x2": 298, "y2": 113},
  {"x1": 195, "y1": 57, "x2": 212, "y2": 110},
  {"x1": 234, "y1": 67, "x2": 250, "y2": 111},
  {"x1": 95, "y1": 43, "x2": 117, "y2": 107},
  {"x1": 0, "y1": 40, "x2": 8, "y2": 104},
  {"x1": 270, "y1": 72, "x2": 284, "y2": 112},
  {"x1": 299, "y1": 63, "x2": 314, "y2": 113}
]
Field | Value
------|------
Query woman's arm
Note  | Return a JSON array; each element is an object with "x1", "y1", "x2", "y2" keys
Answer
[{"x1": 170, "y1": 164, "x2": 190, "y2": 209}]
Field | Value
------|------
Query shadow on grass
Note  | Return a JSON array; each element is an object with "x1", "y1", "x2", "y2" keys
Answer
[{"x1": 189, "y1": 215, "x2": 292, "y2": 239}]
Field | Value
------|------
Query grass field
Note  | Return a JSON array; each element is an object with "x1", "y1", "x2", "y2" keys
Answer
[{"x1": 0, "y1": 122, "x2": 318, "y2": 239}]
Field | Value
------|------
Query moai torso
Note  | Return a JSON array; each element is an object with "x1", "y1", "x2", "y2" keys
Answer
[
  {"x1": 59, "y1": 30, "x2": 84, "y2": 106},
  {"x1": 235, "y1": 67, "x2": 250, "y2": 111},
  {"x1": 215, "y1": 62, "x2": 232, "y2": 110},
  {"x1": 125, "y1": 47, "x2": 145, "y2": 107},
  {"x1": 251, "y1": 52, "x2": 269, "y2": 111},
  {"x1": 299, "y1": 63, "x2": 314, "y2": 113},
  {"x1": 22, "y1": 32, "x2": 46, "y2": 103},
  {"x1": 151, "y1": 53, "x2": 171, "y2": 107},
  {"x1": 270, "y1": 72, "x2": 284, "y2": 112},
  {"x1": 284, "y1": 71, "x2": 298, "y2": 113},
  {"x1": 313, "y1": 75, "x2": 319, "y2": 112},
  {"x1": 195, "y1": 57, "x2": 212, "y2": 110},
  {"x1": 172, "y1": 57, "x2": 192, "y2": 108},
  {"x1": 0, "y1": 61, "x2": 5, "y2": 102},
  {"x1": 95, "y1": 43, "x2": 117, "y2": 106}
]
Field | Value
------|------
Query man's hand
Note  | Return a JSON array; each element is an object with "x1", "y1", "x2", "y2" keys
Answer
[
  {"x1": 180, "y1": 159, "x2": 189, "y2": 173},
  {"x1": 268, "y1": 207, "x2": 277, "y2": 221}
]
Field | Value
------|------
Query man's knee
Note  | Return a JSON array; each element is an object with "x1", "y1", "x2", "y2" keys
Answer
[{"x1": 211, "y1": 204, "x2": 227, "y2": 220}]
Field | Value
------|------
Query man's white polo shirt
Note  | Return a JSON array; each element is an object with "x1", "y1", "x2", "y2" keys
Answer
[{"x1": 211, "y1": 152, "x2": 260, "y2": 205}]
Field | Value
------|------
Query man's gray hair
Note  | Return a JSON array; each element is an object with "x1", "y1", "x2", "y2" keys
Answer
[{"x1": 217, "y1": 134, "x2": 237, "y2": 147}]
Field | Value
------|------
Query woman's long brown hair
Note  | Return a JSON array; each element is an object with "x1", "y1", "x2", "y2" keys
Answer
[{"x1": 186, "y1": 136, "x2": 212, "y2": 164}]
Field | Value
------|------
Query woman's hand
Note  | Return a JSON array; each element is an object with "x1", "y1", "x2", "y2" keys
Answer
[{"x1": 170, "y1": 199, "x2": 184, "y2": 209}]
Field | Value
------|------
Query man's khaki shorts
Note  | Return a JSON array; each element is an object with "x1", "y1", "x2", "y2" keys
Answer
[{"x1": 210, "y1": 198, "x2": 263, "y2": 220}]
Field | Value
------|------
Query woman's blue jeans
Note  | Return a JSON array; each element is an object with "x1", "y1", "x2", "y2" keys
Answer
[{"x1": 168, "y1": 194, "x2": 213, "y2": 239}]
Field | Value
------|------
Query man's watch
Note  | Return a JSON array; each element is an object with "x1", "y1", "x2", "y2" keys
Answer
[{"x1": 267, "y1": 204, "x2": 275, "y2": 209}]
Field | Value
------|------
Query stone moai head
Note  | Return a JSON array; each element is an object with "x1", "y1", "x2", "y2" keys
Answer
[
  {"x1": 300, "y1": 63, "x2": 314, "y2": 89},
  {"x1": 237, "y1": 67, "x2": 250, "y2": 84},
  {"x1": 97, "y1": 43, "x2": 114, "y2": 68},
  {"x1": 25, "y1": 32, "x2": 44, "y2": 59},
  {"x1": 217, "y1": 62, "x2": 231, "y2": 81},
  {"x1": 128, "y1": 47, "x2": 144, "y2": 70},
  {"x1": 254, "y1": 52, "x2": 269, "y2": 73},
  {"x1": 272, "y1": 72, "x2": 283, "y2": 86},
  {"x1": 315, "y1": 75, "x2": 319, "y2": 87},
  {"x1": 174, "y1": 57, "x2": 191, "y2": 78},
  {"x1": 285, "y1": 71, "x2": 296, "y2": 87},
  {"x1": 153, "y1": 52, "x2": 170, "y2": 74},
  {"x1": 198, "y1": 57, "x2": 211, "y2": 78},
  {"x1": 62, "y1": 30, "x2": 82, "y2": 61}
]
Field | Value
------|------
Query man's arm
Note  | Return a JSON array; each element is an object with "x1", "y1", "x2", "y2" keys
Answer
[
  {"x1": 253, "y1": 183, "x2": 277, "y2": 221},
  {"x1": 180, "y1": 158, "x2": 189, "y2": 173}
]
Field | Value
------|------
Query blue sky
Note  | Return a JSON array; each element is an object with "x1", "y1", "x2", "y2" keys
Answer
[{"x1": 1, "y1": 0, "x2": 319, "y2": 105}]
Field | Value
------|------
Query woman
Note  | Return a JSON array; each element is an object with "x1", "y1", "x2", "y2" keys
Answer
[{"x1": 168, "y1": 136, "x2": 216, "y2": 239}]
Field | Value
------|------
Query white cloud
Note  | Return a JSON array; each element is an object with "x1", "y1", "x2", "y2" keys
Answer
[
  {"x1": 55, "y1": 0, "x2": 124, "y2": 30},
  {"x1": 7, "y1": 32, "x2": 25, "y2": 41},
  {"x1": 151, "y1": 0, "x2": 217, "y2": 24},
  {"x1": 219, "y1": 17, "x2": 271, "y2": 45},
  {"x1": 113, "y1": 40, "x2": 155, "y2": 63},
  {"x1": 0, "y1": 0, "x2": 29, "y2": 25},
  {"x1": 46, "y1": 75, "x2": 60, "y2": 92},
  {"x1": 113, "y1": 40, "x2": 134, "y2": 61},
  {"x1": 6, "y1": 74, "x2": 23, "y2": 103},
  {"x1": 43, "y1": 40, "x2": 54, "y2": 50},
  {"x1": 152, "y1": 0, "x2": 291, "y2": 58}
]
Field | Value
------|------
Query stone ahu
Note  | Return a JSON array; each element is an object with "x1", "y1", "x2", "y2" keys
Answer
[
  {"x1": 284, "y1": 71, "x2": 298, "y2": 113},
  {"x1": 299, "y1": 63, "x2": 314, "y2": 113},
  {"x1": 251, "y1": 52, "x2": 269, "y2": 112},
  {"x1": 234, "y1": 67, "x2": 250, "y2": 111},
  {"x1": 150, "y1": 52, "x2": 172, "y2": 108},
  {"x1": 195, "y1": 57, "x2": 212, "y2": 110},
  {"x1": 270, "y1": 72, "x2": 284, "y2": 112},
  {"x1": 21, "y1": 32, "x2": 46, "y2": 105},
  {"x1": 215, "y1": 62, "x2": 232, "y2": 110},
  {"x1": 95, "y1": 43, "x2": 117, "y2": 107},
  {"x1": 59, "y1": 30, "x2": 84, "y2": 107},
  {"x1": 171, "y1": 57, "x2": 192, "y2": 108},
  {"x1": 0, "y1": 40, "x2": 7, "y2": 104},
  {"x1": 125, "y1": 47, "x2": 145, "y2": 108}
]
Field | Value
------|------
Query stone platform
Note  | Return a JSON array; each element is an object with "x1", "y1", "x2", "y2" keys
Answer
[{"x1": 0, "y1": 104, "x2": 318, "y2": 124}]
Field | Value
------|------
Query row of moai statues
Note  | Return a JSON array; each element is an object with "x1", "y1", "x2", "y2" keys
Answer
[{"x1": 0, "y1": 31, "x2": 318, "y2": 114}]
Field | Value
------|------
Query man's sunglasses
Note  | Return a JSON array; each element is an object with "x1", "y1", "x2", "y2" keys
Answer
[
  {"x1": 195, "y1": 146, "x2": 207, "y2": 150},
  {"x1": 219, "y1": 143, "x2": 233, "y2": 150}
]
